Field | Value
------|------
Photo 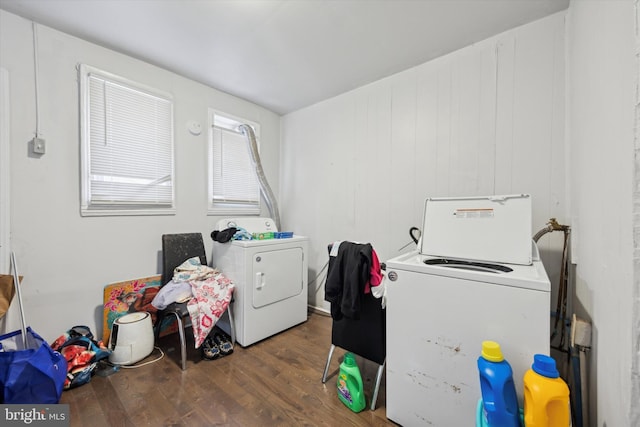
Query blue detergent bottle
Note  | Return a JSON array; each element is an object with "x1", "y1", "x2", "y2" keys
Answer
[{"x1": 477, "y1": 341, "x2": 521, "y2": 427}]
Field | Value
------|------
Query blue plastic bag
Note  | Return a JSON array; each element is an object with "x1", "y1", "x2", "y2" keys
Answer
[{"x1": 0, "y1": 327, "x2": 67, "y2": 403}]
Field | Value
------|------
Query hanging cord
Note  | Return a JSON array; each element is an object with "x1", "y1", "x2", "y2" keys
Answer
[
  {"x1": 32, "y1": 22, "x2": 41, "y2": 139},
  {"x1": 397, "y1": 226, "x2": 422, "y2": 252},
  {"x1": 409, "y1": 227, "x2": 421, "y2": 244},
  {"x1": 312, "y1": 260, "x2": 330, "y2": 295}
]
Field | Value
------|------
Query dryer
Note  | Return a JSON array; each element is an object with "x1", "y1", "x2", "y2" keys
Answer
[{"x1": 211, "y1": 218, "x2": 308, "y2": 347}]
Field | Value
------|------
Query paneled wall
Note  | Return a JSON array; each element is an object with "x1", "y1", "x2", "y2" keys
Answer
[
  {"x1": 567, "y1": 2, "x2": 637, "y2": 425},
  {"x1": 281, "y1": 12, "x2": 566, "y2": 310}
]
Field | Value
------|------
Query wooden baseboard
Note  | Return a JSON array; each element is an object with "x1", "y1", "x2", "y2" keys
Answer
[{"x1": 307, "y1": 305, "x2": 331, "y2": 317}]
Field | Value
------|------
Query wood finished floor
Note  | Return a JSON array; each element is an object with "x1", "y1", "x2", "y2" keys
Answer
[{"x1": 61, "y1": 312, "x2": 396, "y2": 426}]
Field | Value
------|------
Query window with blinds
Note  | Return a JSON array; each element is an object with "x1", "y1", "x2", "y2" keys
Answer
[
  {"x1": 79, "y1": 64, "x2": 175, "y2": 216},
  {"x1": 208, "y1": 110, "x2": 260, "y2": 215}
]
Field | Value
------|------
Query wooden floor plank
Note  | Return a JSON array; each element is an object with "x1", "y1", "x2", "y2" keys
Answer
[{"x1": 59, "y1": 312, "x2": 396, "y2": 426}]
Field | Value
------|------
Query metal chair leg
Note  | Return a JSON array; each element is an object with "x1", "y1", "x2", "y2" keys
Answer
[
  {"x1": 167, "y1": 311, "x2": 187, "y2": 371},
  {"x1": 322, "y1": 344, "x2": 336, "y2": 383},
  {"x1": 370, "y1": 359, "x2": 385, "y2": 411},
  {"x1": 227, "y1": 301, "x2": 236, "y2": 345},
  {"x1": 154, "y1": 312, "x2": 165, "y2": 341}
]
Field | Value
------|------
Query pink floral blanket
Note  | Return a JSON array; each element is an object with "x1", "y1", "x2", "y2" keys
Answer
[{"x1": 173, "y1": 257, "x2": 235, "y2": 348}]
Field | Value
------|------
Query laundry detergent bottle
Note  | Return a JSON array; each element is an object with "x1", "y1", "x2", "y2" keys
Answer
[
  {"x1": 337, "y1": 352, "x2": 366, "y2": 413},
  {"x1": 477, "y1": 341, "x2": 521, "y2": 427},
  {"x1": 523, "y1": 354, "x2": 570, "y2": 427}
]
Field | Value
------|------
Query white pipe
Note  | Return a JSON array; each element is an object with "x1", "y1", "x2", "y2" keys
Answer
[
  {"x1": 10, "y1": 252, "x2": 27, "y2": 348},
  {"x1": 580, "y1": 349, "x2": 589, "y2": 427},
  {"x1": 239, "y1": 124, "x2": 281, "y2": 230}
]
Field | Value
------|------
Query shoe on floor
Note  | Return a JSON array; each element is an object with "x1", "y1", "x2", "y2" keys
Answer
[
  {"x1": 201, "y1": 336, "x2": 221, "y2": 360},
  {"x1": 213, "y1": 332, "x2": 234, "y2": 356}
]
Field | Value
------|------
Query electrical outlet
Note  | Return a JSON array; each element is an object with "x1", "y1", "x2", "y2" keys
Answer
[{"x1": 32, "y1": 137, "x2": 45, "y2": 154}]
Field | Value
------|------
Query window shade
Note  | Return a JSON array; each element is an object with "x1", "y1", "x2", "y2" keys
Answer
[
  {"x1": 212, "y1": 128, "x2": 259, "y2": 205},
  {"x1": 209, "y1": 111, "x2": 260, "y2": 214},
  {"x1": 80, "y1": 66, "x2": 174, "y2": 215}
]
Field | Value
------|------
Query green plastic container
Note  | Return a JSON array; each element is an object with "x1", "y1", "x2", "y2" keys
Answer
[{"x1": 337, "y1": 352, "x2": 365, "y2": 412}]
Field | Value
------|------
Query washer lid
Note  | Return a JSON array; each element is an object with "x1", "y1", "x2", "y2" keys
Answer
[{"x1": 420, "y1": 194, "x2": 532, "y2": 265}]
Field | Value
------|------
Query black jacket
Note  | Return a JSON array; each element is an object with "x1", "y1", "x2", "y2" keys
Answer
[{"x1": 324, "y1": 242, "x2": 373, "y2": 320}]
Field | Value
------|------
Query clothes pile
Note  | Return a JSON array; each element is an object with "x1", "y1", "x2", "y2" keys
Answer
[
  {"x1": 151, "y1": 257, "x2": 235, "y2": 349},
  {"x1": 324, "y1": 241, "x2": 387, "y2": 320}
]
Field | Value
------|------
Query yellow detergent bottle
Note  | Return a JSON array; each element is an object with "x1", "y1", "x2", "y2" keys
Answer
[
  {"x1": 524, "y1": 354, "x2": 571, "y2": 426},
  {"x1": 337, "y1": 352, "x2": 366, "y2": 412}
]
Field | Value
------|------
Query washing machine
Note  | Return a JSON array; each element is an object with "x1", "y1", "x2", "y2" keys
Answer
[
  {"x1": 384, "y1": 195, "x2": 551, "y2": 426},
  {"x1": 211, "y1": 217, "x2": 308, "y2": 347}
]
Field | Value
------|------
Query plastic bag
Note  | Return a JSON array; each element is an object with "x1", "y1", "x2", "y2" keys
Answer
[{"x1": 0, "y1": 327, "x2": 67, "y2": 403}]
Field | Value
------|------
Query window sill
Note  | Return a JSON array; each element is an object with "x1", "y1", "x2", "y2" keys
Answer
[
  {"x1": 81, "y1": 207, "x2": 176, "y2": 217},
  {"x1": 207, "y1": 206, "x2": 261, "y2": 216}
]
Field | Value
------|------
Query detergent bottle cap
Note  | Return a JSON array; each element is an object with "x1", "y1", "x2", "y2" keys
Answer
[
  {"x1": 531, "y1": 354, "x2": 559, "y2": 378},
  {"x1": 481, "y1": 341, "x2": 504, "y2": 362},
  {"x1": 343, "y1": 352, "x2": 357, "y2": 366}
]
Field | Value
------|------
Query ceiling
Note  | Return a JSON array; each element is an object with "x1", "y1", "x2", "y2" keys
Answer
[{"x1": 0, "y1": 0, "x2": 569, "y2": 115}]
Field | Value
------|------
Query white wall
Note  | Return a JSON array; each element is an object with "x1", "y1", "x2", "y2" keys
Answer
[
  {"x1": 0, "y1": 67, "x2": 9, "y2": 275},
  {"x1": 567, "y1": 1, "x2": 637, "y2": 425},
  {"x1": 0, "y1": 10, "x2": 282, "y2": 342},
  {"x1": 282, "y1": 13, "x2": 567, "y2": 312}
]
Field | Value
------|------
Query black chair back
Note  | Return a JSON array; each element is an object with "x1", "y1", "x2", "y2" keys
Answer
[{"x1": 161, "y1": 233, "x2": 207, "y2": 286}]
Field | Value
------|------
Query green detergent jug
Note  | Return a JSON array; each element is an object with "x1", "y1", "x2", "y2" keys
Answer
[{"x1": 337, "y1": 352, "x2": 366, "y2": 412}]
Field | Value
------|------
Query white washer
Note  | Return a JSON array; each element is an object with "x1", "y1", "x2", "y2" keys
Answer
[
  {"x1": 384, "y1": 195, "x2": 551, "y2": 426},
  {"x1": 211, "y1": 218, "x2": 308, "y2": 347}
]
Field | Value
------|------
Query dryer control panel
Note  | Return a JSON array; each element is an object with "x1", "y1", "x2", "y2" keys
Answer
[{"x1": 216, "y1": 217, "x2": 278, "y2": 233}]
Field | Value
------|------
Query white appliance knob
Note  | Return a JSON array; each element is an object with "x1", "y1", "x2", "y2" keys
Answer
[
  {"x1": 265, "y1": 220, "x2": 271, "y2": 227},
  {"x1": 228, "y1": 221, "x2": 236, "y2": 228}
]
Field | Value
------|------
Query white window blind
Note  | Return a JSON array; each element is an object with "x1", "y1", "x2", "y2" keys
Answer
[
  {"x1": 208, "y1": 111, "x2": 260, "y2": 214},
  {"x1": 80, "y1": 65, "x2": 175, "y2": 216}
]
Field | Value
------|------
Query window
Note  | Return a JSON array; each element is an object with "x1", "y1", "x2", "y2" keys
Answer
[
  {"x1": 208, "y1": 110, "x2": 260, "y2": 215},
  {"x1": 79, "y1": 64, "x2": 175, "y2": 216}
]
